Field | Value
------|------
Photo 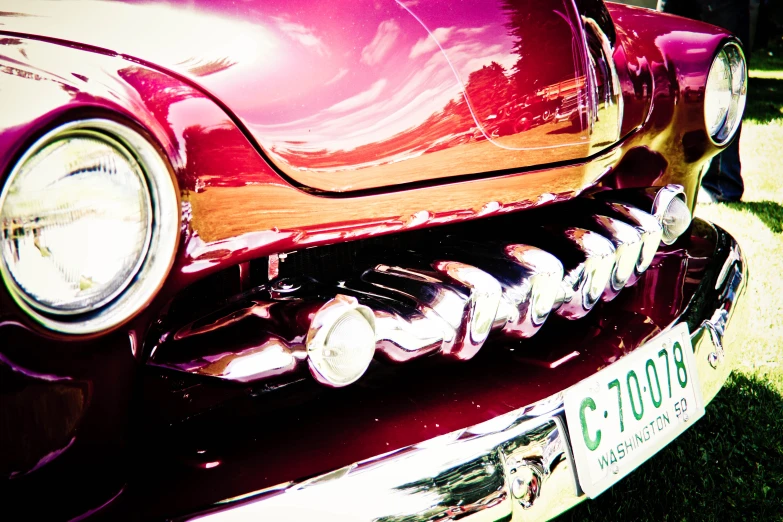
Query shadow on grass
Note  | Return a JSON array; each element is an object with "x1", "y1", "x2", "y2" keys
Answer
[
  {"x1": 745, "y1": 77, "x2": 783, "y2": 123},
  {"x1": 555, "y1": 373, "x2": 783, "y2": 521},
  {"x1": 723, "y1": 201, "x2": 783, "y2": 234}
]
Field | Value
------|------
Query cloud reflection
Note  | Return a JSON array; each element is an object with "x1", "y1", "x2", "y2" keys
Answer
[
  {"x1": 326, "y1": 79, "x2": 388, "y2": 113},
  {"x1": 272, "y1": 16, "x2": 330, "y2": 56},
  {"x1": 362, "y1": 20, "x2": 401, "y2": 66},
  {"x1": 409, "y1": 26, "x2": 455, "y2": 59}
]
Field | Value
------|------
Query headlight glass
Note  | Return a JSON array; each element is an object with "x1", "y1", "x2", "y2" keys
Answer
[
  {"x1": 704, "y1": 43, "x2": 747, "y2": 144},
  {"x1": 660, "y1": 195, "x2": 692, "y2": 245},
  {"x1": 307, "y1": 297, "x2": 377, "y2": 387},
  {"x1": 705, "y1": 50, "x2": 731, "y2": 136},
  {"x1": 652, "y1": 185, "x2": 692, "y2": 245},
  {"x1": 314, "y1": 309, "x2": 375, "y2": 383},
  {"x1": 0, "y1": 133, "x2": 152, "y2": 314}
]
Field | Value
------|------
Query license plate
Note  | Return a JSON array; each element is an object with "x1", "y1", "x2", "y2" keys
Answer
[{"x1": 564, "y1": 323, "x2": 704, "y2": 497}]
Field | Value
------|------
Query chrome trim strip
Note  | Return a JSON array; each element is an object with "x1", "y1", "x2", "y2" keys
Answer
[
  {"x1": 501, "y1": 245, "x2": 564, "y2": 337},
  {"x1": 182, "y1": 219, "x2": 746, "y2": 522},
  {"x1": 163, "y1": 335, "x2": 307, "y2": 383},
  {"x1": 432, "y1": 261, "x2": 502, "y2": 360},
  {"x1": 370, "y1": 300, "x2": 446, "y2": 363},
  {"x1": 430, "y1": 240, "x2": 564, "y2": 338},
  {"x1": 150, "y1": 196, "x2": 694, "y2": 387},
  {"x1": 190, "y1": 405, "x2": 581, "y2": 522},
  {"x1": 148, "y1": 294, "x2": 317, "y2": 381},
  {"x1": 362, "y1": 264, "x2": 473, "y2": 360}
]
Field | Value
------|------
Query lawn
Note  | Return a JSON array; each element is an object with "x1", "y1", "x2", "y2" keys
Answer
[{"x1": 554, "y1": 55, "x2": 783, "y2": 521}]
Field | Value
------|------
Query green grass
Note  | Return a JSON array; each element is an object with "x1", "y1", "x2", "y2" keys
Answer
[
  {"x1": 749, "y1": 42, "x2": 783, "y2": 73},
  {"x1": 553, "y1": 61, "x2": 783, "y2": 521},
  {"x1": 746, "y1": 77, "x2": 783, "y2": 122}
]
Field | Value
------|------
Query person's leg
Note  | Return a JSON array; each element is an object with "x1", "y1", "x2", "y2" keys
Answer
[{"x1": 701, "y1": 124, "x2": 744, "y2": 202}]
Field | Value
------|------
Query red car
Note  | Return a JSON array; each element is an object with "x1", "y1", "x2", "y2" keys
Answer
[{"x1": 0, "y1": 0, "x2": 747, "y2": 520}]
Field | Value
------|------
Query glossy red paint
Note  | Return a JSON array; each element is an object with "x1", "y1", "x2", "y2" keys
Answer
[
  {"x1": 0, "y1": 0, "x2": 620, "y2": 193},
  {"x1": 603, "y1": 3, "x2": 731, "y2": 200},
  {"x1": 0, "y1": 2, "x2": 739, "y2": 519},
  {"x1": 0, "y1": 39, "x2": 195, "y2": 519}
]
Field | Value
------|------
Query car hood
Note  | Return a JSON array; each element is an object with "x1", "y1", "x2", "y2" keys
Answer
[{"x1": 0, "y1": 0, "x2": 624, "y2": 193}]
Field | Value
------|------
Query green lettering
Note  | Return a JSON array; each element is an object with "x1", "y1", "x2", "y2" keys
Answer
[
  {"x1": 598, "y1": 453, "x2": 610, "y2": 470},
  {"x1": 580, "y1": 397, "x2": 601, "y2": 451},
  {"x1": 609, "y1": 450, "x2": 617, "y2": 464}
]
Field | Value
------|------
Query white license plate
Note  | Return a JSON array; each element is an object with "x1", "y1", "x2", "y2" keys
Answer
[{"x1": 564, "y1": 323, "x2": 704, "y2": 497}]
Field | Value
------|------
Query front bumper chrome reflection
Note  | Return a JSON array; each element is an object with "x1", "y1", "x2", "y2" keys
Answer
[{"x1": 191, "y1": 408, "x2": 577, "y2": 522}]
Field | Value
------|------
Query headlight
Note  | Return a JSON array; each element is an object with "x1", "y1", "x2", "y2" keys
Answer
[
  {"x1": 652, "y1": 185, "x2": 692, "y2": 245},
  {"x1": 704, "y1": 42, "x2": 747, "y2": 145},
  {"x1": 2, "y1": 134, "x2": 151, "y2": 313},
  {"x1": 0, "y1": 120, "x2": 179, "y2": 334},
  {"x1": 307, "y1": 295, "x2": 377, "y2": 387}
]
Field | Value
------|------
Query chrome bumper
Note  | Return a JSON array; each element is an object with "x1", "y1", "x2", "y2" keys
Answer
[{"x1": 186, "y1": 219, "x2": 746, "y2": 522}]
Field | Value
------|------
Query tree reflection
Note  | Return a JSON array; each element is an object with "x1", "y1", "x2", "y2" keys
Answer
[
  {"x1": 375, "y1": 452, "x2": 505, "y2": 522},
  {"x1": 269, "y1": 0, "x2": 592, "y2": 174},
  {"x1": 502, "y1": 0, "x2": 583, "y2": 95}
]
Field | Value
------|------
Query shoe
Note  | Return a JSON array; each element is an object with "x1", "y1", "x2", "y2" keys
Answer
[{"x1": 697, "y1": 186, "x2": 718, "y2": 204}]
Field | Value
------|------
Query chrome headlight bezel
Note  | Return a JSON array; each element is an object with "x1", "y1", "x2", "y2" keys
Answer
[
  {"x1": 0, "y1": 119, "x2": 179, "y2": 334},
  {"x1": 652, "y1": 184, "x2": 692, "y2": 246},
  {"x1": 704, "y1": 41, "x2": 747, "y2": 146},
  {"x1": 306, "y1": 295, "x2": 377, "y2": 388}
]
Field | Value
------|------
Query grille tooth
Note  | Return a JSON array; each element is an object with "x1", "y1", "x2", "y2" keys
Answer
[{"x1": 362, "y1": 264, "x2": 470, "y2": 360}]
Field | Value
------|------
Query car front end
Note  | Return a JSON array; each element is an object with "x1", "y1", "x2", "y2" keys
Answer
[{"x1": 0, "y1": 1, "x2": 748, "y2": 519}]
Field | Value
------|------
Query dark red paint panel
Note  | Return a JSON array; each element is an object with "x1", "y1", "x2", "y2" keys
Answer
[
  {"x1": 0, "y1": 321, "x2": 136, "y2": 520},
  {"x1": 0, "y1": 0, "x2": 728, "y2": 197}
]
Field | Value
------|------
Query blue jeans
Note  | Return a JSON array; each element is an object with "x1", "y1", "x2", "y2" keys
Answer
[{"x1": 702, "y1": 125, "x2": 744, "y2": 202}]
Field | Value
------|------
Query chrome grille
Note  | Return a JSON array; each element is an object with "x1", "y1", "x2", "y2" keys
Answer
[{"x1": 151, "y1": 185, "x2": 690, "y2": 389}]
